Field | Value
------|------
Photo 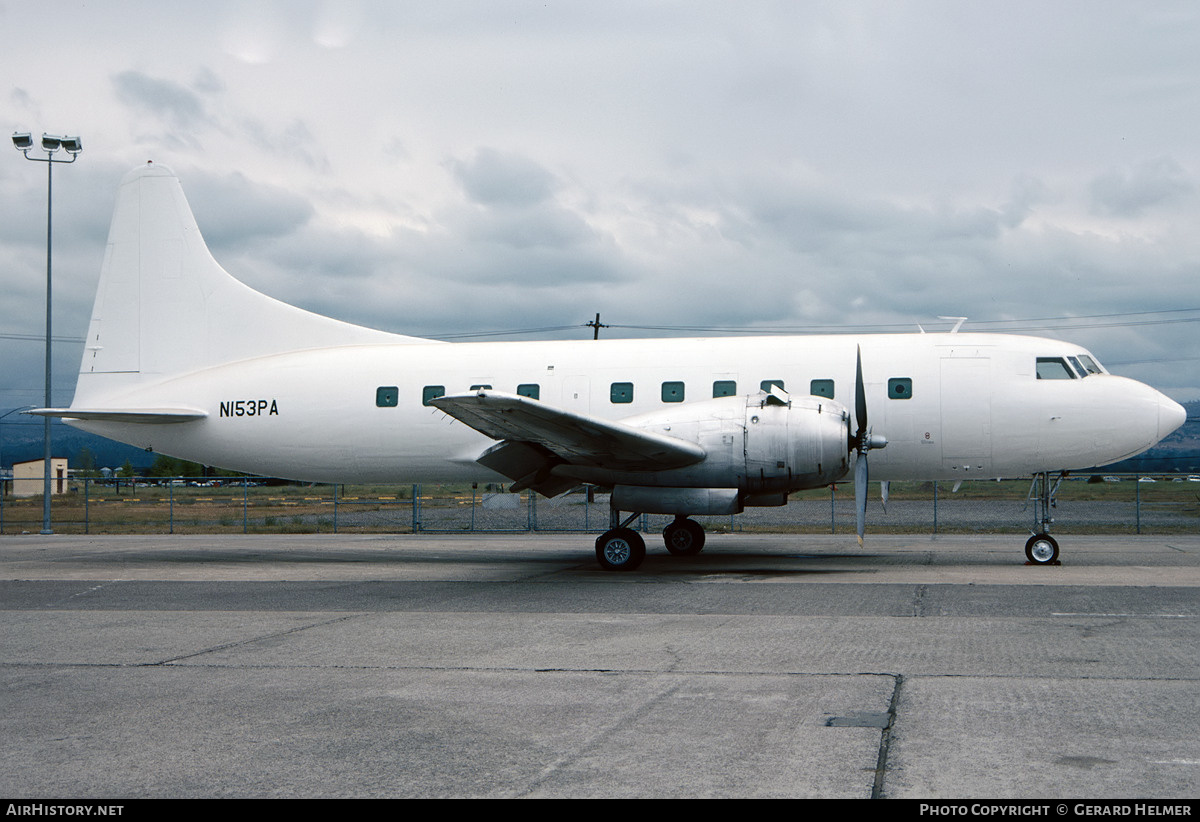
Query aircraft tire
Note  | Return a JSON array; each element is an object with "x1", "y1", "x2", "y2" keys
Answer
[
  {"x1": 663, "y1": 517, "x2": 705, "y2": 556},
  {"x1": 596, "y1": 528, "x2": 646, "y2": 571},
  {"x1": 1024, "y1": 533, "x2": 1059, "y2": 565}
]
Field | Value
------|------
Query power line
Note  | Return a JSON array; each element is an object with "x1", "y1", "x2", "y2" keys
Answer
[
  {"x1": 431, "y1": 325, "x2": 583, "y2": 340},
  {"x1": 422, "y1": 307, "x2": 1200, "y2": 340},
  {"x1": 0, "y1": 333, "x2": 86, "y2": 343}
]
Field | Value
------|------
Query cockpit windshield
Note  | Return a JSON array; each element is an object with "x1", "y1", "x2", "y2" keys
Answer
[
  {"x1": 1037, "y1": 353, "x2": 1107, "y2": 379},
  {"x1": 1036, "y1": 357, "x2": 1075, "y2": 379}
]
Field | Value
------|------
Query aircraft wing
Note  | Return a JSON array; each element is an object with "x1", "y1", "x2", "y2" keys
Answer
[{"x1": 430, "y1": 390, "x2": 705, "y2": 496}]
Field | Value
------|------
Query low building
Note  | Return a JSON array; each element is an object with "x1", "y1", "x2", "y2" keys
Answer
[{"x1": 12, "y1": 458, "x2": 69, "y2": 497}]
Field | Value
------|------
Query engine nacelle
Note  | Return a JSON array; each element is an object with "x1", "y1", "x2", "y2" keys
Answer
[{"x1": 554, "y1": 391, "x2": 851, "y2": 502}]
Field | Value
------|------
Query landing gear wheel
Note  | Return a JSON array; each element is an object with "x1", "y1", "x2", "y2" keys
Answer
[
  {"x1": 663, "y1": 517, "x2": 706, "y2": 556},
  {"x1": 1025, "y1": 533, "x2": 1059, "y2": 565},
  {"x1": 596, "y1": 528, "x2": 646, "y2": 571}
]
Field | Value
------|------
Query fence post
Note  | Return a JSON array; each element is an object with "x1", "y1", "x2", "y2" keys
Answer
[
  {"x1": 333, "y1": 483, "x2": 339, "y2": 533},
  {"x1": 830, "y1": 483, "x2": 836, "y2": 534},
  {"x1": 242, "y1": 477, "x2": 248, "y2": 533},
  {"x1": 933, "y1": 481, "x2": 938, "y2": 535},
  {"x1": 413, "y1": 484, "x2": 420, "y2": 532},
  {"x1": 169, "y1": 481, "x2": 174, "y2": 535},
  {"x1": 1135, "y1": 475, "x2": 1141, "y2": 535}
]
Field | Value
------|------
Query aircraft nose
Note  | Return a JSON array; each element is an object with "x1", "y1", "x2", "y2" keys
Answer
[{"x1": 1159, "y1": 393, "x2": 1187, "y2": 441}]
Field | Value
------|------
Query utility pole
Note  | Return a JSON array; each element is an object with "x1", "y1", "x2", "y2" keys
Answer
[{"x1": 586, "y1": 312, "x2": 608, "y2": 340}]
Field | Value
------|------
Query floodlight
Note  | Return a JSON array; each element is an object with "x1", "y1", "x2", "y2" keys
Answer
[
  {"x1": 41, "y1": 134, "x2": 62, "y2": 152},
  {"x1": 12, "y1": 132, "x2": 33, "y2": 150},
  {"x1": 60, "y1": 136, "x2": 82, "y2": 154}
]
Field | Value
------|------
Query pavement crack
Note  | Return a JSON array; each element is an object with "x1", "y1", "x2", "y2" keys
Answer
[
  {"x1": 871, "y1": 673, "x2": 904, "y2": 800},
  {"x1": 912, "y1": 584, "x2": 929, "y2": 617},
  {"x1": 512, "y1": 678, "x2": 684, "y2": 797},
  {"x1": 150, "y1": 613, "x2": 365, "y2": 665}
]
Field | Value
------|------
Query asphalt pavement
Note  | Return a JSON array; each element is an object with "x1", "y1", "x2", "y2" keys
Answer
[{"x1": 1, "y1": 532, "x2": 1197, "y2": 799}]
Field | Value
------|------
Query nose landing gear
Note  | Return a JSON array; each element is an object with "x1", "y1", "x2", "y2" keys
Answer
[{"x1": 1025, "y1": 471, "x2": 1064, "y2": 565}]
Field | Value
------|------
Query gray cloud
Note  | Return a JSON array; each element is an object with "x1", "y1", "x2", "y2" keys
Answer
[
  {"x1": 1089, "y1": 157, "x2": 1195, "y2": 218},
  {"x1": 112, "y1": 71, "x2": 214, "y2": 132},
  {"x1": 185, "y1": 171, "x2": 315, "y2": 250},
  {"x1": 450, "y1": 148, "x2": 559, "y2": 207}
]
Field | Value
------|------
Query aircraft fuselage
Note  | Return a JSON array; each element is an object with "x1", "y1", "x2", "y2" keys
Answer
[{"x1": 69, "y1": 331, "x2": 1181, "y2": 488}]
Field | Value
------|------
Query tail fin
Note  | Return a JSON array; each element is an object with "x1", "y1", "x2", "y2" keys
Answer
[{"x1": 72, "y1": 162, "x2": 417, "y2": 406}]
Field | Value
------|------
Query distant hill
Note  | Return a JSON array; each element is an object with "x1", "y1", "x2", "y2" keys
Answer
[
  {"x1": 1098, "y1": 399, "x2": 1200, "y2": 474},
  {"x1": 2, "y1": 419, "x2": 155, "y2": 473}
]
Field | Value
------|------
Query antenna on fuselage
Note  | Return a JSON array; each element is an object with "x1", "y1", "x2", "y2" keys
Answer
[{"x1": 938, "y1": 316, "x2": 968, "y2": 333}]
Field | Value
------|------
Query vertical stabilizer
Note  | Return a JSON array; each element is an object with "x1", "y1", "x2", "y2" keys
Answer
[{"x1": 73, "y1": 163, "x2": 416, "y2": 405}]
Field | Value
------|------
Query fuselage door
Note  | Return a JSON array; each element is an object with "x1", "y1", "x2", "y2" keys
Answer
[{"x1": 939, "y1": 355, "x2": 993, "y2": 476}]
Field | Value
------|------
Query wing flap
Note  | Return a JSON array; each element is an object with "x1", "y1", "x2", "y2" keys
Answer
[{"x1": 430, "y1": 390, "x2": 706, "y2": 494}]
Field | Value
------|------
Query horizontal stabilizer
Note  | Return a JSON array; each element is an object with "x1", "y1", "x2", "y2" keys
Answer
[{"x1": 26, "y1": 407, "x2": 208, "y2": 424}]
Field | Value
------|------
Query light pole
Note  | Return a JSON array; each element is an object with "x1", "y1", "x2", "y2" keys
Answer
[{"x1": 12, "y1": 132, "x2": 82, "y2": 534}]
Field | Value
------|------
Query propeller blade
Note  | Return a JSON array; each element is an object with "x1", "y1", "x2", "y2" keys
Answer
[
  {"x1": 881, "y1": 480, "x2": 889, "y2": 513},
  {"x1": 855, "y1": 450, "x2": 868, "y2": 546},
  {"x1": 854, "y1": 345, "x2": 867, "y2": 448}
]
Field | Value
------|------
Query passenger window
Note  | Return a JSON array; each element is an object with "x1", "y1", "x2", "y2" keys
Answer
[
  {"x1": 1036, "y1": 358, "x2": 1075, "y2": 380},
  {"x1": 810, "y1": 379, "x2": 834, "y2": 399},
  {"x1": 422, "y1": 385, "x2": 446, "y2": 406},
  {"x1": 662, "y1": 381, "x2": 685, "y2": 402},
  {"x1": 517, "y1": 384, "x2": 540, "y2": 400},
  {"x1": 376, "y1": 386, "x2": 399, "y2": 408},
  {"x1": 888, "y1": 378, "x2": 913, "y2": 399},
  {"x1": 713, "y1": 380, "x2": 737, "y2": 398},
  {"x1": 761, "y1": 379, "x2": 785, "y2": 393},
  {"x1": 610, "y1": 382, "x2": 634, "y2": 403}
]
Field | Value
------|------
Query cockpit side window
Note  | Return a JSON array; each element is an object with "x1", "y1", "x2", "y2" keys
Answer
[
  {"x1": 1036, "y1": 357, "x2": 1075, "y2": 380},
  {"x1": 1077, "y1": 354, "x2": 1104, "y2": 375},
  {"x1": 1067, "y1": 356, "x2": 1088, "y2": 378}
]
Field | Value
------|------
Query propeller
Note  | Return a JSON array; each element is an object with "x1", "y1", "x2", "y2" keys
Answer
[{"x1": 850, "y1": 346, "x2": 887, "y2": 545}]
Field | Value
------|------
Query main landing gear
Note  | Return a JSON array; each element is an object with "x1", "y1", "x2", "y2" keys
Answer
[
  {"x1": 663, "y1": 516, "x2": 705, "y2": 556},
  {"x1": 595, "y1": 524, "x2": 645, "y2": 572},
  {"x1": 595, "y1": 512, "x2": 707, "y2": 571},
  {"x1": 1024, "y1": 471, "x2": 1064, "y2": 565}
]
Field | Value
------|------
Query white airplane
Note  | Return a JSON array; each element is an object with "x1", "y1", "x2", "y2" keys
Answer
[{"x1": 31, "y1": 163, "x2": 1187, "y2": 570}]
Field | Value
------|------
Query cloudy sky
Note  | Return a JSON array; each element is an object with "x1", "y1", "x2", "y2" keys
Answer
[{"x1": 2, "y1": 0, "x2": 1200, "y2": 422}]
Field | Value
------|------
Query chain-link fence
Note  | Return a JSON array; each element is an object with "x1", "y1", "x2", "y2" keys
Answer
[{"x1": 1, "y1": 474, "x2": 1196, "y2": 536}]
